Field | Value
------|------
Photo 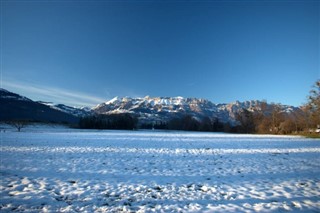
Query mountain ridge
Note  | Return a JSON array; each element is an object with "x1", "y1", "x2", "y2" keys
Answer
[
  {"x1": 0, "y1": 89, "x2": 301, "y2": 126},
  {"x1": 93, "y1": 96, "x2": 300, "y2": 125},
  {"x1": 0, "y1": 89, "x2": 80, "y2": 123}
]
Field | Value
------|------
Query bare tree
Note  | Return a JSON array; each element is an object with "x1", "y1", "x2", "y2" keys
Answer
[
  {"x1": 270, "y1": 104, "x2": 284, "y2": 134},
  {"x1": 307, "y1": 80, "x2": 320, "y2": 129},
  {"x1": 6, "y1": 120, "x2": 29, "y2": 132},
  {"x1": 253, "y1": 101, "x2": 269, "y2": 133},
  {"x1": 235, "y1": 109, "x2": 255, "y2": 133}
]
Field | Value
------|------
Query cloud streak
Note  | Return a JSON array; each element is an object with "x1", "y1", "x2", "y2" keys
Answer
[{"x1": 2, "y1": 81, "x2": 107, "y2": 107}]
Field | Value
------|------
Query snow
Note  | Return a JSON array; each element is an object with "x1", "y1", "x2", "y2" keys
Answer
[
  {"x1": 105, "y1": 96, "x2": 120, "y2": 105},
  {"x1": 150, "y1": 97, "x2": 186, "y2": 106},
  {"x1": 1, "y1": 127, "x2": 319, "y2": 212},
  {"x1": 104, "y1": 96, "x2": 188, "y2": 109}
]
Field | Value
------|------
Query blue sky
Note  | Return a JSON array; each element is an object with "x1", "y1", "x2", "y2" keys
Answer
[{"x1": 1, "y1": 0, "x2": 319, "y2": 107}]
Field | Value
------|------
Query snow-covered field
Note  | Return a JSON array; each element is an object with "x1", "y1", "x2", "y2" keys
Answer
[{"x1": 1, "y1": 125, "x2": 319, "y2": 212}]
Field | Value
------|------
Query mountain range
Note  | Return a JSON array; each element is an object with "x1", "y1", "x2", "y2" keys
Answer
[
  {"x1": 0, "y1": 88, "x2": 301, "y2": 126},
  {"x1": 93, "y1": 96, "x2": 299, "y2": 125}
]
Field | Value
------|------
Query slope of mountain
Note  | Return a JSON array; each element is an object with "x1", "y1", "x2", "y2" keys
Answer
[
  {"x1": 0, "y1": 89, "x2": 79, "y2": 124},
  {"x1": 93, "y1": 96, "x2": 300, "y2": 125},
  {"x1": 39, "y1": 102, "x2": 92, "y2": 117}
]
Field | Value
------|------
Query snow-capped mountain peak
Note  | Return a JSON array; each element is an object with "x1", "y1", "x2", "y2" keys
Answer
[
  {"x1": 93, "y1": 96, "x2": 301, "y2": 125},
  {"x1": 105, "y1": 96, "x2": 121, "y2": 105}
]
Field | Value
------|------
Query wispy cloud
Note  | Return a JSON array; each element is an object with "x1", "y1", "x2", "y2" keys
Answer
[
  {"x1": 187, "y1": 82, "x2": 197, "y2": 87},
  {"x1": 2, "y1": 80, "x2": 107, "y2": 107}
]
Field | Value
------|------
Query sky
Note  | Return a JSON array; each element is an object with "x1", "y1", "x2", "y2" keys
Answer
[{"x1": 1, "y1": 0, "x2": 319, "y2": 107}]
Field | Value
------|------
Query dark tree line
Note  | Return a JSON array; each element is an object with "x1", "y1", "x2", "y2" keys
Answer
[
  {"x1": 140, "y1": 115, "x2": 228, "y2": 132},
  {"x1": 140, "y1": 121, "x2": 168, "y2": 130},
  {"x1": 233, "y1": 104, "x2": 308, "y2": 134},
  {"x1": 233, "y1": 105, "x2": 286, "y2": 134},
  {"x1": 142, "y1": 80, "x2": 320, "y2": 135},
  {"x1": 233, "y1": 80, "x2": 320, "y2": 135},
  {"x1": 9, "y1": 80, "x2": 316, "y2": 135},
  {"x1": 167, "y1": 115, "x2": 227, "y2": 132},
  {"x1": 79, "y1": 113, "x2": 138, "y2": 130}
]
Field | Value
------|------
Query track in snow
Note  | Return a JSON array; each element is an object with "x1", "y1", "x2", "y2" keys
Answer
[{"x1": 1, "y1": 128, "x2": 319, "y2": 212}]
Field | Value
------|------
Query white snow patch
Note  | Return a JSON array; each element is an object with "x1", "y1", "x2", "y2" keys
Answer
[
  {"x1": 105, "y1": 96, "x2": 120, "y2": 105},
  {"x1": 1, "y1": 128, "x2": 319, "y2": 212}
]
